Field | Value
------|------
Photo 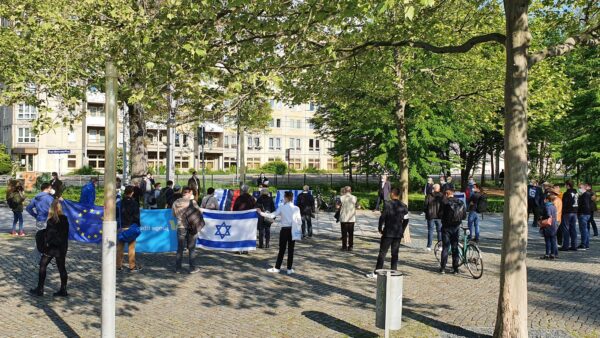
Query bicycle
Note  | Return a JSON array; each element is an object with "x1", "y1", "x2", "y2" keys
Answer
[{"x1": 433, "y1": 227, "x2": 484, "y2": 279}]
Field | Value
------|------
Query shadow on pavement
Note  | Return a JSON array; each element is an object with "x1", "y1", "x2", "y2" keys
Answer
[{"x1": 302, "y1": 310, "x2": 378, "y2": 337}]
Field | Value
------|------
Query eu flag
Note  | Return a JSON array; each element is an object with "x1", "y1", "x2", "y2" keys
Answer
[{"x1": 61, "y1": 199, "x2": 103, "y2": 244}]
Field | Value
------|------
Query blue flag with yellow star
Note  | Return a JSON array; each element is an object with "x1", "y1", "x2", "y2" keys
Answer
[{"x1": 61, "y1": 199, "x2": 103, "y2": 244}]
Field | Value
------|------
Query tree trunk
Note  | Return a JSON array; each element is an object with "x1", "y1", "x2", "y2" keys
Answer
[
  {"x1": 495, "y1": 146, "x2": 501, "y2": 184},
  {"x1": 490, "y1": 148, "x2": 495, "y2": 182},
  {"x1": 393, "y1": 49, "x2": 410, "y2": 243},
  {"x1": 481, "y1": 147, "x2": 487, "y2": 186},
  {"x1": 128, "y1": 103, "x2": 148, "y2": 185},
  {"x1": 494, "y1": 1, "x2": 530, "y2": 336}
]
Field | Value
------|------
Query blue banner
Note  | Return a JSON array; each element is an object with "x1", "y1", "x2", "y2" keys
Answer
[{"x1": 136, "y1": 209, "x2": 178, "y2": 253}]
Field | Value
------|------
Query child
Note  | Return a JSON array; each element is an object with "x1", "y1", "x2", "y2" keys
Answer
[{"x1": 539, "y1": 194, "x2": 558, "y2": 260}]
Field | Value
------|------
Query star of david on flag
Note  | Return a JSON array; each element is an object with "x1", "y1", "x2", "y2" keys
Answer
[
  {"x1": 61, "y1": 199, "x2": 103, "y2": 244},
  {"x1": 215, "y1": 222, "x2": 232, "y2": 239},
  {"x1": 197, "y1": 209, "x2": 258, "y2": 251}
]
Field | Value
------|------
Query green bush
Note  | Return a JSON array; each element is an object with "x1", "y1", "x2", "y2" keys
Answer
[
  {"x1": 0, "y1": 144, "x2": 12, "y2": 175},
  {"x1": 302, "y1": 166, "x2": 326, "y2": 174},
  {"x1": 70, "y1": 166, "x2": 101, "y2": 175},
  {"x1": 261, "y1": 160, "x2": 288, "y2": 175}
]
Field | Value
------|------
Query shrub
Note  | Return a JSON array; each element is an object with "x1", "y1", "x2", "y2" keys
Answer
[
  {"x1": 261, "y1": 160, "x2": 288, "y2": 175},
  {"x1": 71, "y1": 166, "x2": 101, "y2": 175}
]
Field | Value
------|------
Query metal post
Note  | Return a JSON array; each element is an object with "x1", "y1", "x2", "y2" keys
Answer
[
  {"x1": 102, "y1": 62, "x2": 118, "y2": 338},
  {"x1": 235, "y1": 110, "x2": 240, "y2": 183},
  {"x1": 201, "y1": 126, "x2": 206, "y2": 194},
  {"x1": 166, "y1": 85, "x2": 176, "y2": 183}
]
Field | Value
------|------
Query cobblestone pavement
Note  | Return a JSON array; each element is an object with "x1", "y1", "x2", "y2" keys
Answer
[{"x1": 1, "y1": 208, "x2": 599, "y2": 337}]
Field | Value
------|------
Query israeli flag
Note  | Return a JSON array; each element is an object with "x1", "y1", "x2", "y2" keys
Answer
[
  {"x1": 197, "y1": 209, "x2": 258, "y2": 251},
  {"x1": 274, "y1": 190, "x2": 308, "y2": 210}
]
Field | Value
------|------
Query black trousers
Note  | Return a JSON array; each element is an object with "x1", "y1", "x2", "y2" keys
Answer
[
  {"x1": 301, "y1": 215, "x2": 313, "y2": 237},
  {"x1": 37, "y1": 255, "x2": 67, "y2": 291},
  {"x1": 441, "y1": 227, "x2": 460, "y2": 271},
  {"x1": 341, "y1": 222, "x2": 355, "y2": 248},
  {"x1": 529, "y1": 206, "x2": 542, "y2": 226},
  {"x1": 375, "y1": 237, "x2": 401, "y2": 271},
  {"x1": 258, "y1": 225, "x2": 271, "y2": 247},
  {"x1": 275, "y1": 227, "x2": 295, "y2": 270}
]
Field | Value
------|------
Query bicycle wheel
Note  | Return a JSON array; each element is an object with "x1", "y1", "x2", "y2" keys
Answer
[{"x1": 465, "y1": 244, "x2": 484, "y2": 279}]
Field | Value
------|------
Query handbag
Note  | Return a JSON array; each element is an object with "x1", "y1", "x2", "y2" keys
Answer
[
  {"x1": 538, "y1": 216, "x2": 553, "y2": 228},
  {"x1": 291, "y1": 212, "x2": 303, "y2": 241},
  {"x1": 118, "y1": 224, "x2": 141, "y2": 243}
]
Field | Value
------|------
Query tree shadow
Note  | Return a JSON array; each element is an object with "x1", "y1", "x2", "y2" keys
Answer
[{"x1": 302, "y1": 310, "x2": 378, "y2": 337}]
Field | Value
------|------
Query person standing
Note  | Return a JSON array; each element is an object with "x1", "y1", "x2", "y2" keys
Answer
[
  {"x1": 423, "y1": 177, "x2": 434, "y2": 197},
  {"x1": 424, "y1": 184, "x2": 443, "y2": 250},
  {"x1": 498, "y1": 170, "x2": 505, "y2": 187},
  {"x1": 550, "y1": 185, "x2": 563, "y2": 245},
  {"x1": 539, "y1": 194, "x2": 559, "y2": 259},
  {"x1": 79, "y1": 177, "x2": 98, "y2": 207},
  {"x1": 169, "y1": 185, "x2": 182, "y2": 208},
  {"x1": 157, "y1": 180, "x2": 174, "y2": 209},
  {"x1": 527, "y1": 179, "x2": 544, "y2": 227},
  {"x1": 374, "y1": 174, "x2": 391, "y2": 211},
  {"x1": 117, "y1": 186, "x2": 142, "y2": 272},
  {"x1": 340, "y1": 186, "x2": 357, "y2": 251},
  {"x1": 172, "y1": 187, "x2": 203, "y2": 274},
  {"x1": 439, "y1": 176, "x2": 447, "y2": 191},
  {"x1": 442, "y1": 176, "x2": 455, "y2": 193},
  {"x1": 142, "y1": 173, "x2": 155, "y2": 208},
  {"x1": 233, "y1": 185, "x2": 255, "y2": 254},
  {"x1": 366, "y1": 188, "x2": 409, "y2": 278},
  {"x1": 146, "y1": 182, "x2": 161, "y2": 209},
  {"x1": 29, "y1": 200, "x2": 70, "y2": 297},
  {"x1": 200, "y1": 187, "x2": 219, "y2": 210},
  {"x1": 467, "y1": 184, "x2": 483, "y2": 243},
  {"x1": 256, "y1": 188, "x2": 275, "y2": 249},
  {"x1": 256, "y1": 173, "x2": 269, "y2": 187},
  {"x1": 587, "y1": 184, "x2": 598, "y2": 237},
  {"x1": 259, "y1": 191, "x2": 301, "y2": 275},
  {"x1": 26, "y1": 183, "x2": 55, "y2": 231},
  {"x1": 7, "y1": 181, "x2": 26, "y2": 236},
  {"x1": 439, "y1": 188, "x2": 466, "y2": 274},
  {"x1": 50, "y1": 172, "x2": 64, "y2": 197},
  {"x1": 187, "y1": 171, "x2": 200, "y2": 201},
  {"x1": 577, "y1": 183, "x2": 593, "y2": 250},
  {"x1": 560, "y1": 180, "x2": 579, "y2": 251},
  {"x1": 297, "y1": 185, "x2": 315, "y2": 238}
]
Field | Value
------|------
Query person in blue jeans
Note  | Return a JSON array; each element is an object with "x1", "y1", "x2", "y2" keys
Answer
[
  {"x1": 467, "y1": 184, "x2": 483, "y2": 242},
  {"x1": 424, "y1": 184, "x2": 443, "y2": 250},
  {"x1": 577, "y1": 183, "x2": 593, "y2": 250},
  {"x1": 560, "y1": 180, "x2": 579, "y2": 251},
  {"x1": 539, "y1": 195, "x2": 558, "y2": 259}
]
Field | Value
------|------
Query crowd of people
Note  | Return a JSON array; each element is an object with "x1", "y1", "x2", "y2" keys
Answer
[{"x1": 6, "y1": 170, "x2": 597, "y2": 296}]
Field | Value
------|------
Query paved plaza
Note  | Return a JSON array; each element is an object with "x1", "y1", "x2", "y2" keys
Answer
[{"x1": 0, "y1": 208, "x2": 599, "y2": 337}]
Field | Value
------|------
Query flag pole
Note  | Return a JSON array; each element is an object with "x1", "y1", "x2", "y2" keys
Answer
[{"x1": 102, "y1": 61, "x2": 118, "y2": 337}]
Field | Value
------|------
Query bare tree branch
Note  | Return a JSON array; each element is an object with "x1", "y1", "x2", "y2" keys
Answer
[{"x1": 527, "y1": 24, "x2": 600, "y2": 67}]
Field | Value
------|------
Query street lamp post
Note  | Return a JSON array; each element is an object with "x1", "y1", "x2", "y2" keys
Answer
[{"x1": 166, "y1": 84, "x2": 176, "y2": 183}]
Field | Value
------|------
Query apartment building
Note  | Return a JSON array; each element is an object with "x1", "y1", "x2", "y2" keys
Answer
[{"x1": 0, "y1": 95, "x2": 337, "y2": 174}]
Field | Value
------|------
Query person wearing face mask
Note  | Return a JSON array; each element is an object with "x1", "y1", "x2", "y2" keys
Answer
[
  {"x1": 172, "y1": 187, "x2": 203, "y2": 274},
  {"x1": 577, "y1": 183, "x2": 593, "y2": 250}
]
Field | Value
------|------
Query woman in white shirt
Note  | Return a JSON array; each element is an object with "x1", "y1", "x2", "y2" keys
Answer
[{"x1": 258, "y1": 191, "x2": 301, "y2": 275}]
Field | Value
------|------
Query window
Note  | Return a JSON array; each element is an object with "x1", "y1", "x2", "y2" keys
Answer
[
  {"x1": 175, "y1": 156, "x2": 190, "y2": 169},
  {"x1": 17, "y1": 128, "x2": 35, "y2": 143},
  {"x1": 309, "y1": 139, "x2": 320, "y2": 151},
  {"x1": 175, "y1": 133, "x2": 180, "y2": 147},
  {"x1": 17, "y1": 104, "x2": 37, "y2": 120},
  {"x1": 327, "y1": 158, "x2": 338, "y2": 170},
  {"x1": 19, "y1": 154, "x2": 34, "y2": 171},
  {"x1": 1, "y1": 106, "x2": 7, "y2": 120},
  {"x1": 87, "y1": 103, "x2": 104, "y2": 117},
  {"x1": 296, "y1": 138, "x2": 301, "y2": 150},
  {"x1": 224, "y1": 156, "x2": 237, "y2": 169},
  {"x1": 67, "y1": 155, "x2": 77, "y2": 168},
  {"x1": 290, "y1": 138, "x2": 300, "y2": 151},
  {"x1": 268, "y1": 137, "x2": 274, "y2": 150},
  {"x1": 224, "y1": 136, "x2": 229, "y2": 148},
  {"x1": 268, "y1": 119, "x2": 274, "y2": 128},
  {"x1": 247, "y1": 136, "x2": 253, "y2": 150},
  {"x1": 247, "y1": 157, "x2": 261, "y2": 169},
  {"x1": 296, "y1": 119, "x2": 302, "y2": 128},
  {"x1": 308, "y1": 159, "x2": 320, "y2": 169},
  {"x1": 276, "y1": 119, "x2": 281, "y2": 128},
  {"x1": 309, "y1": 102, "x2": 315, "y2": 111},
  {"x1": 88, "y1": 128, "x2": 105, "y2": 143},
  {"x1": 275, "y1": 137, "x2": 281, "y2": 150},
  {"x1": 68, "y1": 131, "x2": 76, "y2": 143},
  {"x1": 88, "y1": 151, "x2": 105, "y2": 169},
  {"x1": 183, "y1": 134, "x2": 188, "y2": 147},
  {"x1": 1, "y1": 18, "x2": 11, "y2": 27},
  {"x1": 254, "y1": 137, "x2": 260, "y2": 149},
  {"x1": 289, "y1": 158, "x2": 302, "y2": 170}
]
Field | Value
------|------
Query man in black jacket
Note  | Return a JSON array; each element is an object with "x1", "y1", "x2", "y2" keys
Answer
[
  {"x1": 527, "y1": 179, "x2": 545, "y2": 227},
  {"x1": 560, "y1": 180, "x2": 579, "y2": 251},
  {"x1": 440, "y1": 188, "x2": 466, "y2": 274},
  {"x1": 374, "y1": 174, "x2": 391, "y2": 211},
  {"x1": 577, "y1": 183, "x2": 593, "y2": 250},
  {"x1": 117, "y1": 186, "x2": 141, "y2": 272},
  {"x1": 50, "y1": 172, "x2": 63, "y2": 197},
  {"x1": 297, "y1": 185, "x2": 315, "y2": 238},
  {"x1": 424, "y1": 184, "x2": 443, "y2": 250},
  {"x1": 366, "y1": 188, "x2": 409, "y2": 278}
]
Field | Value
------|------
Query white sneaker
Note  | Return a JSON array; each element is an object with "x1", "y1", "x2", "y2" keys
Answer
[
  {"x1": 267, "y1": 267, "x2": 280, "y2": 273},
  {"x1": 287, "y1": 269, "x2": 295, "y2": 275},
  {"x1": 426, "y1": 247, "x2": 432, "y2": 252},
  {"x1": 365, "y1": 272, "x2": 376, "y2": 279}
]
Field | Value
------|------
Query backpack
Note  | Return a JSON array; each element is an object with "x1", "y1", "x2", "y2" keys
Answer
[
  {"x1": 7, "y1": 195, "x2": 18, "y2": 209},
  {"x1": 156, "y1": 188, "x2": 169, "y2": 209},
  {"x1": 445, "y1": 199, "x2": 466, "y2": 225},
  {"x1": 476, "y1": 194, "x2": 488, "y2": 213},
  {"x1": 182, "y1": 200, "x2": 205, "y2": 235}
]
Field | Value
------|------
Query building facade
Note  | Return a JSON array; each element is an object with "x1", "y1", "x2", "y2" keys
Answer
[{"x1": 0, "y1": 95, "x2": 337, "y2": 174}]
